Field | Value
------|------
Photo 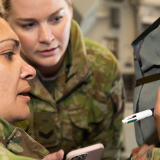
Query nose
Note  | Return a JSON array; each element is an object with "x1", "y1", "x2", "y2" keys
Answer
[
  {"x1": 20, "y1": 59, "x2": 36, "y2": 80},
  {"x1": 39, "y1": 23, "x2": 54, "y2": 44}
]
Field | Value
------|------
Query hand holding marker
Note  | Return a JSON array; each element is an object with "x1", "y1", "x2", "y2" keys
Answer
[{"x1": 122, "y1": 108, "x2": 154, "y2": 124}]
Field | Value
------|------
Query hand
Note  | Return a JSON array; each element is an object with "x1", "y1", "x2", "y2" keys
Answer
[
  {"x1": 132, "y1": 144, "x2": 155, "y2": 160},
  {"x1": 43, "y1": 149, "x2": 64, "y2": 160},
  {"x1": 154, "y1": 87, "x2": 160, "y2": 140}
]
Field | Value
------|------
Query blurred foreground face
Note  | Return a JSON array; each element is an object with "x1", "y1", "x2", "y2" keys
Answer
[
  {"x1": 0, "y1": 18, "x2": 36, "y2": 124},
  {"x1": 7, "y1": 0, "x2": 73, "y2": 69}
]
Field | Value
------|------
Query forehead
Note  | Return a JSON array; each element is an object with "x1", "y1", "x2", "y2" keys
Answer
[
  {"x1": 10, "y1": 0, "x2": 67, "y2": 17},
  {"x1": 0, "y1": 18, "x2": 19, "y2": 42}
]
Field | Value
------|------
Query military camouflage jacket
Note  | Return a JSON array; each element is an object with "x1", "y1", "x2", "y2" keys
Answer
[
  {"x1": 16, "y1": 20, "x2": 125, "y2": 160},
  {"x1": 0, "y1": 117, "x2": 49, "y2": 160}
]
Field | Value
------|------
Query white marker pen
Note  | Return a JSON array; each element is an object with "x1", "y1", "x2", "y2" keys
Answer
[{"x1": 122, "y1": 108, "x2": 154, "y2": 124}]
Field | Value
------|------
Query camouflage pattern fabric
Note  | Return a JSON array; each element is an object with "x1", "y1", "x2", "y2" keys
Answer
[
  {"x1": 0, "y1": 147, "x2": 36, "y2": 160},
  {"x1": 125, "y1": 149, "x2": 160, "y2": 160},
  {"x1": 0, "y1": 117, "x2": 49, "y2": 159},
  {"x1": 16, "y1": 19, "x2": 125, "y2": 160},
  {"x1": 146, "y1": 148, "x2": 160, "y2": 160},
  {"x1": 125, "y1": 148, "x2": 160, "y2": 160}
]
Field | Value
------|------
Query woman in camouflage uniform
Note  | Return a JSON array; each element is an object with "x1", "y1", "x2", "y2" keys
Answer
[
  {"x1": 0, "y1": 17, "x2": 64, "y2": 160},
  {"x1": 1, "y1": 0, "x2": 125, "y2": 159}
]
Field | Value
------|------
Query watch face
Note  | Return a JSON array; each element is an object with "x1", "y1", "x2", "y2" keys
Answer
[{"x1": 71, "y1": 154, "x2": 88, "y2": 160}]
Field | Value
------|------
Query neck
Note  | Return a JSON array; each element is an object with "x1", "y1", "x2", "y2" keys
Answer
[
  {"x1": 38, "y1": 55, "x2": 65, "y2": 79},
  {"x1": 37, "y1": 63, "x2": 63, "y2": 79}
]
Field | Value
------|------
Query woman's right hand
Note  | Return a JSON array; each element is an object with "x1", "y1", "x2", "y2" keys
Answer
[{"x1": 43, "y1": 149, "x2": 64, "y2": 160}]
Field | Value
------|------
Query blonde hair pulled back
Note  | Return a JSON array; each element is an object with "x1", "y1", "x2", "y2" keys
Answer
[
  {"x1": 0, "y1": 0, "x2": 70, "y2": 19},
  {"x1": 0, "y1": 0, "x2": 10, "y2": 19}
]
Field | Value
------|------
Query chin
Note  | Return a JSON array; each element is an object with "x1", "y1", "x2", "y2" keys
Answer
[
  {"x1": 19, "y1": 112, "x2": 30, "y2": 121},
  {"x1": 40, "y1": 59, "x2": 61, "y2": 68},
  {"x1": 37, "y1": 53, "x2": 63, "y2": 67},
  {"x1": 15, "y1": 106, "x2": 30, "y2": 123},
  {"x1": 13, "y1": 114, "x2": 30, "y2": 124}
]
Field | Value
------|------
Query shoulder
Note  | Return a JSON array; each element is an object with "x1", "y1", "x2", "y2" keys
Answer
[{"x1": 84, "y1": 37, "x2": 120, "y2": 75}]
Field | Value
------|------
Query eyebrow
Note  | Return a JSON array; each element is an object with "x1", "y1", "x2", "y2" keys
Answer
[
  {"x1": 0, "y1": 39, "x2": 20, "y2": 47},
  {"x1": 16, "y1": 8, "x2": 63, "y2": 22}
]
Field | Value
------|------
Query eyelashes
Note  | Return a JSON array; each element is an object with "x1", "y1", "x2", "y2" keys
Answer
[
  {"x1": 21, "y1": 14, "x2": 66, "y2": 29},
  {"x1": 54, "y1": 16, "x2": 63, "y2": 21},
  {"x1": 3, "y1": 52, "x2": 15, "y2": 60},
  {"x1": 21, "y1": 23, "x2": 37, "y2": 29}
]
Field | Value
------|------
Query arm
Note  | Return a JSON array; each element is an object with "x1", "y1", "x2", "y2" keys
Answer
[
  {"x1": 83, "y1": 61, "x2": 125, "y2": 160},
  {"x1": 101, "y1": 57, "x2": 125, "y2": 160},
  {"x1": 83, "y1": 39, "x2": 125, "y2": 160},
  {"x1": 0, "y1": 144, "x2": 64, "y2": 160},
  {"x1": 101, "y1": 70, "x2": 125, "y2": 160}
]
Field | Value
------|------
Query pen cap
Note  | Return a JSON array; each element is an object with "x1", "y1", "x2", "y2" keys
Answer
[{"x1": 132, "y1": 18, "x2": 160, "y2": 147}]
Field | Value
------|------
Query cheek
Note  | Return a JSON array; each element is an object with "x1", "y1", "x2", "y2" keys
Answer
[
  {"x1": 54, "y1": 19, "x2": 71, "y2": 46},
  {"x1": 0, "y1": 70, "x2": 15, "y2": 106},
  {"x1": 0, "y1": 63, "x2": 20, "y2": 96},
  {"x1": 0, "y1": 61, "x2": 22, "y2": 122},
  {"x1": 17, "y1": 32, "x2": 37, "y2": 53}
]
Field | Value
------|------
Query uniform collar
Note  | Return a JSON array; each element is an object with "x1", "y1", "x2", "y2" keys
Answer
[
  {"x1": 0, "y1": 117, "x2": 15, "y2": 146},
  {"x1": 0, "y1": 117, "x2": 49, "y2": 158},
  {"x1": 29, "y1": 75, "x2": 57, "y2": 111}
]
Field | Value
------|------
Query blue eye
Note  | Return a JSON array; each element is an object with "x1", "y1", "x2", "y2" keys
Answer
[
  {"x1": 54, "y1": 16, "x2": 63, "y2": 21},
  {"x1": 4, "y1": 52, "x2": 14, "y2": 60}
]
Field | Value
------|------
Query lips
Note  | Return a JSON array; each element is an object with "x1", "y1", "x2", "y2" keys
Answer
[
  {"x1": 17, "y1": 87, "x2": 31, "y2": 101},
  {"x1": 38, "y1": 47, "x2": 59, "y2": 56}
]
